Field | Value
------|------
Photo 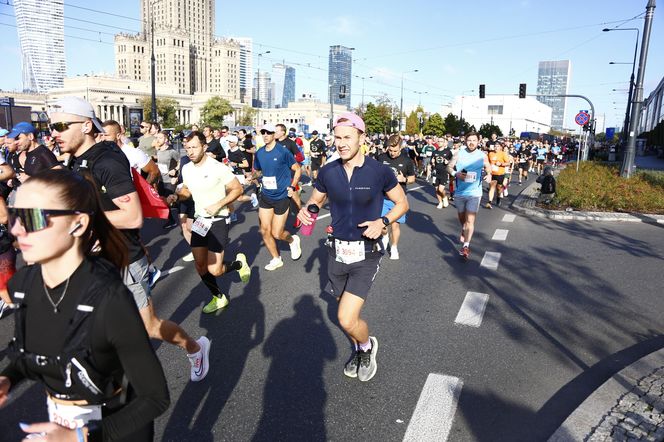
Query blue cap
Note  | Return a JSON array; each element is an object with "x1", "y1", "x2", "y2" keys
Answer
[
  {"x1": 0, "y1": 128, "x2": 8, "y2": 137},
  {"x1": 7, "y1": 122, "x2": 37, "y2": 139}
]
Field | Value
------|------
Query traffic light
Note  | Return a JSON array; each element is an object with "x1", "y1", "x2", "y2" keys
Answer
[
  {"x1": 479, "y1": 84, "x2": 485, "y2": 99},
  {"x1": 519, "y1": 83, "x2": 526, "y2": 99},
  {"x1": 339, "y1": 85, "x2": 346, "y2": 99}
]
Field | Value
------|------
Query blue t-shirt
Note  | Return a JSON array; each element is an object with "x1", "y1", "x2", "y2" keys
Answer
[
  {"x1": 455, "y1": 148, "x2": 486, "y2": 198},
  {"x1": 315, "y1": 156, "x2": 398, "y2": 242},
  {"x1": 537, "y1": 147, "x2": 547, "y2": 160},
  {"x1": 254, "y1": 143, "x2": 295, "y2": 200}
]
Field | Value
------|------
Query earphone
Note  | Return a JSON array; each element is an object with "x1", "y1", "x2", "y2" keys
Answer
[{"x1": 68, "y1": 222, "x2": 83, "y2": 235}]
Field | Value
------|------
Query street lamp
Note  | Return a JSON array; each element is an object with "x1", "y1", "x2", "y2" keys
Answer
[
  {"x1": 459, "y1": 89, "x2": 474, "y2": 122},
  {"x1": 399, "y1": 69, "x2": 418, "y2": 132},
  {"x1": 603, "y1": 27, "x2": 639, "y2": 148},
  {"x1": 355, "y1": 75, "x2": 373, "y2": 114}
]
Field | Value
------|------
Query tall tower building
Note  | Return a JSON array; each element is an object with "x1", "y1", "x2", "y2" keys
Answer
[
  {"x1": 328, "y1": 45, "x2": 352, "y2": 109},
  {"x1": 272, "y1": 63, "x2": 296, "y2": 108},
  {"x1": 536, "y1": 60, "x2": 571, "y2": 130},
  {"x1": 234, "y1": 37, "x2": 253, "y2": 104},
  {"x1": 14, "y1": 0, "x2": 66, "y2": 93},
  {"x1": 253, "y1": 72, "x2": 272, "y2": 109}
]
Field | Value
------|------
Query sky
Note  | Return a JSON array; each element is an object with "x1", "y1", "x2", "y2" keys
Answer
[{"x1": 0, "y1": 0, "x2": 662, "y2": 130}]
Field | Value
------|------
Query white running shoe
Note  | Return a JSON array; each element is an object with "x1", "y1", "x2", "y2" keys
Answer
[
  {"x1": 443, "y1": 197, "x2": 449, "y2": 208},
  {"x1": 289, "y1": 235, "x2": 302, "y2": 260},
  {"x1": 250, "y1": 193, "x2": 259, "y2": 208},
  {"x1": 381, "y1": 234, "x2": 389, "y2": 251},
  {"x1": 264, "y1": 257, "x2": 284, "y2": 271},
  {"x1": 182, "y1": 252, "x2": 195, "y2": 262},
  {"x1": 390, "y1": 246, "x2": 399, "y2": 260},
  {"x1": 504, "y1": 188, "x2": 509, "y2": 197},
  {"x1": 188, "y1": 336, "x2": 211, "y2": 382},
  {"x1": 436, "y1": 202, "x2": 443, "y2": 209}
]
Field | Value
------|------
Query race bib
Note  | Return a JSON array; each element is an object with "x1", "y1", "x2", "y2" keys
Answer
[
  {"x1": 47, "y1": 396, "x2": 102, "y2": 430},
  {"x1": 192, "y1": 217, "x2": 212, "y2": 237},
  {"x1": 491, "y1": 164, "x2": 500, "y2": 172},
  {"x1": 262, "y1": 176, "x2": 277, "y2": 190},
  {"x1": 335, "y1": 239, "x2": 365, "y2": 265},
  {"x1": 234, "y1": 174, "x2": 246, "y2": 185},
  {"x1": 157, "y1": 163, "x2": 169, "y2": 175},
  {"x1": 464, "y1": 171, "x2": 477, "y2": 183}
]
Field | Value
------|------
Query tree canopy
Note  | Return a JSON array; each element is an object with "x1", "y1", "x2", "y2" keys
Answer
[
  {"x1": 200, "y1": 96, "x2": 234, "y2": 128},
  {"x1": 141, "y1": 97, "x2": 179, "y2": 127}
]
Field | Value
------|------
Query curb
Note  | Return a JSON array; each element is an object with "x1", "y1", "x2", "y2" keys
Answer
[
  {"x1": 510, "y1": 178, "x2": 664, "y2": 224},
  {"x1": 548, "y1": 348, "x2": 664, "y2": 442}
]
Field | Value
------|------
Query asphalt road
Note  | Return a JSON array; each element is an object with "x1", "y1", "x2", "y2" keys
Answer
[{"x1": 1, "y1": 177, "x2": 663, "y2": 442}]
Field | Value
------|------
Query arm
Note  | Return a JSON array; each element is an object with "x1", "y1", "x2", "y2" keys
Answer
[
  {"x1": 297, "y1": 188, "x2": 328, "y2": 225},
  {"x1": 204, "y1": 178, "x2": 243, "y2": 216},
  {"x1": 167, "y1": 184, "x2": 192, "y2": 205},
  {"x1": 483, "y1": 154, "x2": 493, "y2": 182},
  {"x1": 142, "y1": 159, "x2": 161, "y2": 185},
  {"x1": 447, "y1": 150, "x2": 459, "y2": 177},
  {"x1": 290, "y1": 162, "x2": 302, "y2": 188},
  {"x1": 106, "y1": 192, "x2": 144, "y2": 229},
  {"x1": 358, "y1": 184, "x2": 408, "y2": 240}
]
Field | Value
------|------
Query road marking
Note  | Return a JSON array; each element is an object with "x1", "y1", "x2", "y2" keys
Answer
[
  {"x1": 317, "y1": 213, "x2": 331, "y2": 220},
  {"x1": 454, "y1": 291, "x2": 490, "y2": 327},
  {"x1": 403, "y1": 373, "x2": 463, "y2": 442},
  {"x1": 492, "y1": 229, "x2": 509, "y2": 241},
  {"x1": 163, "y1": 266, "x2": 185, "y2": 276},
  {"x1": 408, "y1": 185, "x2": 424, "y2": 192},
  {"x1": 480, "y1": 252, "x2": 501, "y2": 270},
  {"x1": 502, "y1": 214, "x2": 516, "y2": 223}
]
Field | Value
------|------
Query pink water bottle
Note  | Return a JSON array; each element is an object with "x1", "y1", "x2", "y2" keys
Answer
[{"x1": 299, "y1": 204, "x2": 320, "y2": 236}]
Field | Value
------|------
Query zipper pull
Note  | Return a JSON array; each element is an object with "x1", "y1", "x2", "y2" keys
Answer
[{"x1": 65, "y1": 362, "x2": 72, "y2": 388}]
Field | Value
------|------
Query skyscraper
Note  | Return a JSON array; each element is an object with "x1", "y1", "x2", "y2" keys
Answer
[
  {"x1": 328, "y1": 45, "x2": 353, "y2": 109},
  {"x1": 234, "y1": 37, "x2": 253, "y2": 104},
  {"x1": 272, "y1": 63, "x2": 296, "y2": 108},
  {"x1": 536, "y1": 60, "x2": 572, "y2": 130},
  {"x1": 253, "y1": 71, "x2": 272, "y2": 109},
  {"x1": 14, "y1": 0, "x2": 66, "y2": 93}
]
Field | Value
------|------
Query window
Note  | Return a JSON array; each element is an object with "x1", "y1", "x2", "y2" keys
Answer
[{"x1": 488, "y1": 105, "x2": 503, "y2": 115}]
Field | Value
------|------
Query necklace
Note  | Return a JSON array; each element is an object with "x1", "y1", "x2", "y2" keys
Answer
[{"x1": 43, "y1": 277, "x2": 71, "y2": 314}]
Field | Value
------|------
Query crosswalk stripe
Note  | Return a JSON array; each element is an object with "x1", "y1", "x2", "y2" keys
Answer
[
  {"x1": 454, "y1": 291, "x2": 490, "y2": 327},
  {"x1": 480, "y1": 252, "x2": 501, "y2": 270},
  {"x1": 492, "y1": 229, "x2": 509, "y2": 241},
  {"x1": 502, "y1": 214, "x2": 516, "y2": 222}
]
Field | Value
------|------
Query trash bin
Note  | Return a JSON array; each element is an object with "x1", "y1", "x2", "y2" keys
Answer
[{"x1": 608, "y1": 147, "x2": 616, "y2": 162}]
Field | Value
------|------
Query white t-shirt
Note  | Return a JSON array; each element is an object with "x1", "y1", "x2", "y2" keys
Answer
[
  {"x1": 182, "y1": 157, "x2": 236, "y2": 218},
  {"x1": 121, "y1": 144, "x2": 150, "y2": 170}
]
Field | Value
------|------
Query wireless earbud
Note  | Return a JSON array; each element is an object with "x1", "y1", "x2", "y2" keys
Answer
[{"x1": 68, "y1": 222, "x2": 83, "y2": 235}]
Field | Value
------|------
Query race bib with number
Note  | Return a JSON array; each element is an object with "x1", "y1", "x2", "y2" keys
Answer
[
  {"x1": 192, "y1": 217, "x2": 212, "y2": 237},
  {"x1": 335, "y1": 239, "x2": 366, "y2": 265},
  {"x1": 262, "y1": 176, "x2": 277, "y2": 190},
  {"x1": 157, "y1": 163, "x2": 169, "y2": 175},
  {"x1": 491, "y1": 164, "x2": 500, "y2": 172},
  {"x1": 464, "y1": 171, "x2": 477, "y2": 183},
  {"x1": 47, "y1": 397, "x2": 102, "y2": 430}
]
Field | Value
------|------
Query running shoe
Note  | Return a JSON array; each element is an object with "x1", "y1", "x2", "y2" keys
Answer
[
  {"x1": 230, "y1": 212, "x2": 238, "y2": 223},
  {"x1": 436, "y1": 202, "x2": 443, "y2": 209},
  {"x1": 148, "y1": 267, "x2": 162, "y2": 289},
  {"x1": 202, "y1": 294, "x2": 229, "y2": 314},
  {"x1": 236, "y1": 253, "x2": 251, "y2": 283},
  {"x1": 381, "y1": 234, "x2": 389, "y2": 251},
  {"x1": 357, "y1": 336, "x2": 378, "y2": 382},
  {"x1": 264, "y1": 257, "x2": 284, "y2": 271},
  {"x1": 343, "y1": 349, "x2": 360, "y2": 378},
  {"x1": 289, "y1": 235, "x2": 302, "y2": 260},
  {"x1": 250, "y1": 193, "x2": 259, "y2": 208},
  {"x1": 485, "y1": 203, "x2": 493, "y2": 210},
  {"x1": 390, "y1": 246, "x2": 399, "y2": 260},
  {"x1": 182, "y1": 252, "x2": 195, "y2": 262},
  {"x1": 188, "y1": 336, "x2": 211, "y2": 382},
  {"x1": 443, "y1": 197, "x2": 449, "y2": 208},
  {"x1": 460, "y1": 246, "x2": 470, "y2": 260},
  {"x1": 504, "y1": 188, "x2": 509, "y2": 197}
]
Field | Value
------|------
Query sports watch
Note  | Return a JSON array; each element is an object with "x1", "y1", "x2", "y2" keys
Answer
[{"x1": 381, "y1": 216, "x2": 390, "y2": 226}]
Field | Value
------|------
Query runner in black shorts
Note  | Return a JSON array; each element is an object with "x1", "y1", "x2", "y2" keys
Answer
[
  {"x1": 309, "y1": 130, "x2": 326, "y2": 181},
  {"x1": 431, "y1": 142, "x2": 453, "y2": 209}
]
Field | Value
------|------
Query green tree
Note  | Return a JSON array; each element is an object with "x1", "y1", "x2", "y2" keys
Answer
[
  {"x1": 443, "y1": 113, "x2": 470, "y2": 136},
  {"x1": 406, "y1": 105, "x2": 426, "y2": 134},
  {"x1": 422, "y1": 113, "x2": 446, "y2": 137},
  {"x1": 363, "y1": 103, "x2": 385, "y2": 135},
  {"x1": 200, "y1": 96, "x2": 234, "y2": 128},
  {"x1": 238, "y1": 106, "x2": 258, "y2": 126},
  {"x1": 478, "y1": 123, "x2": 503, "y2": 139},
  {"x1": 141, "y1": 97, "x2": 179, "y2": 127}
]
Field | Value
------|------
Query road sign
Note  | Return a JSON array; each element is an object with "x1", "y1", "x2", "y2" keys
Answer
[{"x1": 575, "y1": 111, "x2": 590, "y2": 126}]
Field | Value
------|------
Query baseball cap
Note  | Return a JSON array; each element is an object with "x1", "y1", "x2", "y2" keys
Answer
[
  {"x1": 324, "y1": 135, "x2": 332, "y2": 141},
  {"x1": 0, "y1": 128, "x2": 8, "y2": 137},
  {"x1": 50, "y1": 96, "x2": 105, "y2": 133},
  {"x1": 7, "y1": 122, "x2": 37, "y2": 139},
  {"x1": 227, "y1": 135, "x2": 238, "y2": 143},
  {"x1": 333, "y1": 112, "x2": 365, "y2": 133},
  {"x1": 261, "y1": 123, "x2": 276, "y2": 133},
  {"x1": 311, "y1": 130, "x2": 319, "y2": 135}
]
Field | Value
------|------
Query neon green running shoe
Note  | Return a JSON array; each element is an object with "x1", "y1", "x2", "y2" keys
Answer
[
  {"x1": 236, "y1": 253, "x2": 251, "y2": 283},
  {"x1": 202, "y1": 294, "x2": 229, "y2": 314}
]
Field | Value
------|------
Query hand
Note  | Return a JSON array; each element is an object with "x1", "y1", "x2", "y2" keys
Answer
[
  {"x1": 169, "y1": 177, "x2": 178, "y2": 186},
  {"x1": 20, "y1": 421, "x2": 79, "y2": 441},
  {"x1": 17, "y1": 173, "x2": 27, "y2": 183},
  {"x1": 287, "y1": 187, "x2": 294, "y2": 198},
  {"x1": 297, "y1": 206, "x2": 314, "y2": 226},
  {"x1": 484, "y1": 173, "x2": 492, "y2": 183},
  {"x1": 0, "y1": 376, "x2": 10, "y2": 408},
  {"x1": 456, "y1": 171, "x2": 467, "y2": 180},
  {"x1": 358, "y1": 219, "x2": 384, "y2": 240},
  {"x1": 166, "y1": 194, "x2": 178, "y2": 206},
  {"x1": 204, "y1": 203, "x2": 220, "y2": 216},
  {"x1": 168, "y1": 169, "x2": 176, "y2": 177},
  {"x1": 397, "y1": 171, "x2": 405, "y2": 183}
]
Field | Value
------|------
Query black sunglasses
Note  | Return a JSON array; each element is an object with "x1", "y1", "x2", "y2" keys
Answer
[
  {"x1": 260, "y1": 130, "x2": 274, "y2": 135},
  {"x1": 48, "y1": 121, "x2": 83, "y2": 133},
  {"x1": 8, "y1": 208, "x2": 86, "y2": 233}
]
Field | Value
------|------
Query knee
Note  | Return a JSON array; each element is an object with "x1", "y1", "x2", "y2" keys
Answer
[
  {"x1": 338, "y1": 312, "x2": 357, "y2": 332},
  {"x1": 209, "y1": 265, "x2": 224, "y2": 277},
  {"x1": 194, "y1": 262, "x2": 207, "y2": 275},
  {"x1": 270, "y1": 227, "x2": 283, "y2": 239},
  {"x1": 260, "y1": 225, "x2": 271, "y2": 237}
]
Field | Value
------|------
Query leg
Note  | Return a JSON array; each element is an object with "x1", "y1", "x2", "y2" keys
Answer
[
  {"x1": 179, "y1": 214, "x2": 192, "y2": 245},
  {"x1": 488, "y1": 181, "x2": 497, "y2": 204},
  {"x1": 139, "y1": 299, "x2": 200, "y2": 354},
  {"x1": 390, "y1": 222, "x2": 401, "y2": 247},
  {"x1": 337, "y1": 292, "x2": 368, "y2": 346},
  {"x1": 259, "y1": 208, "x2": 280, "y2": 259},
  {"x1": 463, "y1": 211, "x2": 477, "y2": 244},
  {"x1": 271, "y1": 209, "x2": 293, "y2": 244}
]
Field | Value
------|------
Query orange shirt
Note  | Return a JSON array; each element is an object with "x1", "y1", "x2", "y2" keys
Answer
[{"x1": 488, "y1": 151, "x2": 510, "y2": 175}]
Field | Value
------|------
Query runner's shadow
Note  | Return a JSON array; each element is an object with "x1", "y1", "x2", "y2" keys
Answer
[
  {"x1": 304, "y1": 237, "x2": 329, "y2": 291},
  {"x1": 252, "y1": 295, "x2": 337, "y2": 441}
]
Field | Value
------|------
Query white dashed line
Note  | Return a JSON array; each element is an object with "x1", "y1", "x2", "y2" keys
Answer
[
  {"x1": 502, "y1": 214, "x2": 516, "y2": 223},
  {"x1": 492, "y1": 229, "x2": 509, "y2": 241},
  {"x1": 454, "y1": 291, "x2": 490, "y2": 327},
  {"x1": 317, "y1": 213, "x2": 331, "y2": 220},
  {"x1": 408, "y1": 185, "x2": 424, "y2": 192},
  {"x1": 480, "y1": 252, "x2": 501, "y2": 270},
  {"x1": 403, "y1": 373, "x2": 463, "y2": 442},
  {"x1": 163, "y1": 266, "x2": 185, "y2": 276}
]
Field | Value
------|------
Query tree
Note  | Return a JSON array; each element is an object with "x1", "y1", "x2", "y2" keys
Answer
[
  {"x1": 405, "y1": 105, "x2": 426, "y2": 135},
  {"x1": 478, "y1": 123, "x2": 503, "y2": 139},
  {"x1": 200, "y1": 96, "x2": 234, "y2": 128},
  {"x1": 363, "y1": 103, "x2": 385, "y2": 135},
  {"x1": 238, "y1": 106, "x2": 258, "y2": 126},
  {"x1": 422, "y1": 113, "x2": 446, "y2": 137},
  {"x1": 443, "y1": 113, "x2": 470, "y2": 136},
  {"x1": 141, "y1": 97, "x2": 179, "y2": 127},
  {"x1": 375, "y1": 95, "x2": 397, "y2": 134}
]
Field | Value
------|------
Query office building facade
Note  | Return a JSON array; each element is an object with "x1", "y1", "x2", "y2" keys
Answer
[
  {"x1": 272, "y1": 63, "x2": 296, "y2": 108},
  {"x1": 328, "y1": 45, "x2": 352, "y2": 109},
  {"x1": 536, "y1": 60, "x2": 571, "y2": 131}
]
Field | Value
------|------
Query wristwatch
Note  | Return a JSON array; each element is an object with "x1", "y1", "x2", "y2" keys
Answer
[{"x1": 381, "y1": 216, "x2": 390, "y2": 226}]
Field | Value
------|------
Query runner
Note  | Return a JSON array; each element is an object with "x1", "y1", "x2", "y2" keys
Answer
[
  {"x1": 50, "y1": 96, "x2": 210, "y2": 382},
  {"x1": 275, "y1": 124, "x2": 304, "y2": 223},
  {"x1": 431, "y1": 140, "x2": 454, "y2": 209},
  {"x1": 517, "y1": 140, "x2": 530, "y2": 185},
  {"x1": 9, "y1": 121, "x2": 61, "y2": 182},
  {"x1": 0, "y1": 195, "x2": 14, "y2": 318},
  {"x1": 377, "y1": 134, "x2": 415, "y2": 260},
  {"x1": 486, "y1": 142, "x2": 510, "y2": 209},
  {"x1": 447, "y1": 131, "x2": 492, "y2": 260},
  {"x1": 204, "y1": 125, "x2": 226, "y2": 162},
  {"x1": 1, "y1": 169, "x2": 170, "y2": 441},
  {"x1": 252, "y1": 124, "x2": 302, "y2": 270},
  {"x1": 297, "y1": 112, "x2": 407, "y2": 382},
  {"x1": 421, "y1": 137, "x2": 436, "y2": 181},
  {"x1": 536, "y1": 142, "x2": 547, "y2": 175},
  {"x1": 309, "y1": 130, "x2": 326, "y2": 181},
  {"x1": 137, "y1": 120, "x2": 156, "y2": 158},
  {"x1": 167, "y1": 131, "x2": 251, "y2": 313},
  {"x1": 226, "y1": 134, "x2": 259, "y2": 221}
]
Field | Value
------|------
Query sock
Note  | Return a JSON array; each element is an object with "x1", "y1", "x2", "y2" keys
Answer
[
  {"x1": 463, "y1": 242, "x2": 470, "y2": 248},
  {"x1": 224, "y1": 260, "x2": 242, "y2": 272},
  {"x1": 359, "y1": 340, "x2": 372, "y2": 352},
  {"x1": 200, "y1": 272, "x2": 221, "y2": 297}
]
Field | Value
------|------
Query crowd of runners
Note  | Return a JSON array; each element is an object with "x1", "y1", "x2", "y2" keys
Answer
[{"x1": 0, "y1": 96, "x2": 573, "y2": 440}]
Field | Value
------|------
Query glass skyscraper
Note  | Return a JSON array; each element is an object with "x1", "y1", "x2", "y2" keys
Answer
[
  {"x1": 272, "y1": 63, "x2": 296, "y2": 108},
  {"x1": 328, "y1": 45, "x2": 352, "y2": 109},
  {"x1": 536, "y1": 60, "x2": 571, "y2": 131}
]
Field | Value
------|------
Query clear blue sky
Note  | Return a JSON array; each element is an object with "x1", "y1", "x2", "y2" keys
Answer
[{"x1": 0, "y1": 0, "x2": 662, "y2": 130}]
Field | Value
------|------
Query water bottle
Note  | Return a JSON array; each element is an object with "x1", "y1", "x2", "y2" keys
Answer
[{"x1": 299, "y1": 204, "x2": 320, "y2": 236}]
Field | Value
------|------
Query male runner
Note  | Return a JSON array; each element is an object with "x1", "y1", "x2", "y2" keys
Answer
[
  {"x1": 486, "y1": 142, "x2": 510, "y2": 208},
  {"x1": 431, "y1": 140, "x2": 454, "y2": 208},
  {"x1": 447, "y1": 132, "x2": 492, "y2": 260},
  {"x1": 309, "y1": 130, "x2": 326, "y2": 181},
  {"x1": 298, "y1": 113, "x2": 408, "y2": 382}
]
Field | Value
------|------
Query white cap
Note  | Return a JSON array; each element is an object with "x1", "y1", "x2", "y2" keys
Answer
[
  {"x1": 261, "y1": 123, "x2": 277, "y2": 133},
  {"x1": 50, "y1": 96, "x2": 105, "y2": 133},
  {"x1": 227, "y1": 135, "x2": 238, "y2": 143}
]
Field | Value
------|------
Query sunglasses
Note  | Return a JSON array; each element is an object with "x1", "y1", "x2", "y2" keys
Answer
[
  {"x1": 48, "y1": 121, "x2": 83, "y2": 133},
  {"x1": 260, "y1": 130, "x2": 274, "y2": 135},
  {"x1": 8, "y1": 208, "x2": 85, "y2": 233}
]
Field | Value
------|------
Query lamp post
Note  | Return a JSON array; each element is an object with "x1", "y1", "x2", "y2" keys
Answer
[
  {"x1": 459, "y1": 89, "x2": 474, "y2": 123},
  {"x1": 399, "y1": 69, "x2": 418, "y2": 132},
  {"x1": 355, "y1": 75, "x2": 373, "y2": 114},
  {"x1": 603, "y1": 27, "x2": 639, "y2": 149}
]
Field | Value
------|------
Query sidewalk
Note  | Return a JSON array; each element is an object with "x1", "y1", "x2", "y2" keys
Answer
[
  {"x1": 507, "y1": 169, "x2": 664, "y2": 441},
  {"x1": 635, "y1": 154, "x2": 664, "y2": 171}
]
